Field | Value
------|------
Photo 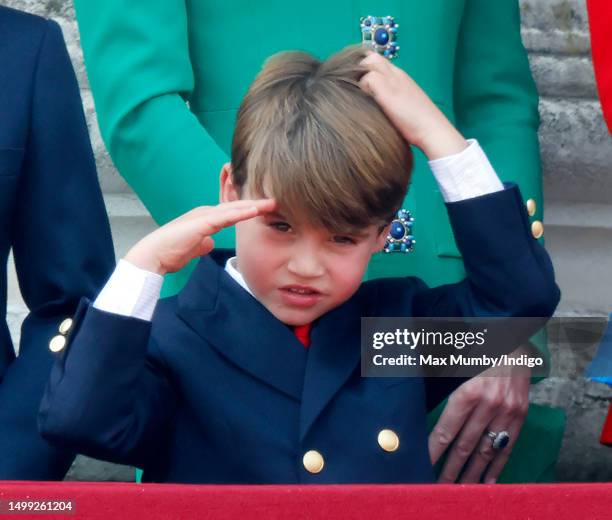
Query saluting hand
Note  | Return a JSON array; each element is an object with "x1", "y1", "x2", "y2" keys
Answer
[{"x1": 124, "y1": 199, "x2": 277, "y2": 275}]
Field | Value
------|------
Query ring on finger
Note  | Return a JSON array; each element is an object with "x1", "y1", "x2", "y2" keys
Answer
[{"x1": 485, "y1": 430, "x2": 510, "y2": 451}]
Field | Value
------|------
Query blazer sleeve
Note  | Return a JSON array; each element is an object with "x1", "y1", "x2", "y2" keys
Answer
[
  {"x1": 414, "y1": 184, "x2": 560, "y2": 410},
  {"x1": 38, "y1": 300, "x2": 178, "y2": 469},
  {"x1": 453, "y1": 0, "x2": 542, "y2": 209},
  {"x1": 370, "y1": 185, "x2": 558, "y2": 410},
  {"x1": 412, "y1": 185, "x2": 559, "y2": 320},
  {"x1": 453, "y1": 1, "x2": 556, "y2": 381},
  {"x1": 73, "y1": 0, "x2": 228, "y2": 226}
]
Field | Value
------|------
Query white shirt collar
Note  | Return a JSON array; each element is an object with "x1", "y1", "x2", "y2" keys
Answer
[{"x1": 224, "y1": 256, "x2": 255, "y2": 297}]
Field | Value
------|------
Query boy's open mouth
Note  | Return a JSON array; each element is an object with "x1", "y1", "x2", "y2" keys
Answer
[
  {"x1": 280, "y1": 285, "x2": 321, "y2": 295},
  {"x1": 279, "y1": 285, "x2": 323, "y2": 308}
]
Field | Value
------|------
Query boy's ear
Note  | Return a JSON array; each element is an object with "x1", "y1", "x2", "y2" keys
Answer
[
  {"x1": 219, "y1": 163, "x2": 240, "y2": 203},
  {"x1": 373, "y1": 223, "x2": 391, "y2": 253}
]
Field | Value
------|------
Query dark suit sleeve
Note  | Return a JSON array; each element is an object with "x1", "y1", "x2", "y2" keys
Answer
[
  {"x1": 413, "y1": 185, "x2": 559, "y2": 319},
  {"x1": 39, "y1": 300, "x2": 178, "y2": 470},
  {"x1": 413, "y1": 185, "x2": 560, "y2": 411},
  {"x1": 0, "y1": 19, "x2": 115, "y2": 480}
]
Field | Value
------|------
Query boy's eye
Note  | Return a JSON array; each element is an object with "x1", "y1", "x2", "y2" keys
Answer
[
  {"x1": 269, "y1": 222, "x2": 292, "y2": 232},
  {"x1": 332, "y1": 235, "x2": 357, "y2": 245},
  {"x1": 268, "y1": 221, "x2": 356, "y2": 244}
]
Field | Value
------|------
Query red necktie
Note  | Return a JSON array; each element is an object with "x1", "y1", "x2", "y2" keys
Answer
[{"x1": 292, "y1": 323, "x2": 311, "y2": 348}]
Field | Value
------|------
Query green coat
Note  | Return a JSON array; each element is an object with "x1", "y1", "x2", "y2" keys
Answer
[{"x1": 74, "y1": 0, "x2": 564, "y2": 482}]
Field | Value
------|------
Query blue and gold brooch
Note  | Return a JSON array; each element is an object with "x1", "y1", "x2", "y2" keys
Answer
[
  {"x1": 360, "y1": 15, "x2": 399, "y2": 59},
  {"x1": 383, "y1": 209, "x2": 414, "y2": 253}
]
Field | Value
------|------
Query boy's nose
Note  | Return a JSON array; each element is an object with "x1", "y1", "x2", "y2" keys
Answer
[{"x1": 286, "y1": 248, "x2": 325, "y2": 279}]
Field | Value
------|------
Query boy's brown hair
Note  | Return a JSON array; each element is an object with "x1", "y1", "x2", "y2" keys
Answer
[{"x1": 231, "y1": 45, "x2": 412, "y2": 234}]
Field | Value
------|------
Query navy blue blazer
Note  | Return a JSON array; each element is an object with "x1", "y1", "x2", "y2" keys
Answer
[
  {"x1": 0, "y1": 6, "x2": 114, "y2": 479},
  {"x1": 39, "y1": 185, "x2": 559, "y2": 484}
]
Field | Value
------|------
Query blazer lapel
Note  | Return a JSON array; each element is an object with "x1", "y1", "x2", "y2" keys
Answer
[
  {"x1": 176, "y1": 249, "x2": 307, "y2": 401},
  {"x1": 299, "y1": 290, "x2": 363, "y2": 441}
]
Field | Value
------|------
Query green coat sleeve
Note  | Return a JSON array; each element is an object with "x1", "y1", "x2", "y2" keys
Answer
[
  {"x1": 73, "y1": 0, "x2": 228, "y2": 226},
  {"x1": 453, "y1": 0, "x2": 543, "y2": 212}
]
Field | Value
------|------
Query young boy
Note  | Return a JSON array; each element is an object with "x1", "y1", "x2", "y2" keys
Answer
[{"x1": 39, "y1": 47, "x2": 559, "y2": 484}]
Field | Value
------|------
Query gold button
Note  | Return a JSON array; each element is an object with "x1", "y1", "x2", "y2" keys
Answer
[
  {"x1": 526, "y1": 199, "x2": 537, "y2": 217},
  {"x1": 49, "y1": 335, "x2": 67, "y2": 353},
  {"x1": 303, "y1": 450, "x2": 324, "y2": 474},
  {"x1": 531, "y1": 220, "x2": 544, "y2": 239},
  {"x1": 59, "y1": 318, "x2": 73, "y2": 335},
  {"x1": 378, "y1": 429, "x2": 400, "y2": 452}
]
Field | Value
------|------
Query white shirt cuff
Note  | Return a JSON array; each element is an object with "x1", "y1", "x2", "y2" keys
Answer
[
  {"x1": 428, "y1": 139, "x2": 505, "y2": 202},
  {"x1": 93, "y1": 259, "x2": 163, "y2": 321}
]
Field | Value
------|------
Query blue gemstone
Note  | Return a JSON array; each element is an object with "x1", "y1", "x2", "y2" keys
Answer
[
  {"x1": 364, "y1": 18, "x2": 372, "y2": 26},
  {"x1": 374, "y1": 28, "x2": 390, "y2": 46},
  {"x1": 390, "y1": 221, "x2": 405, "y2": 239},
  {"x1": 498, "y1": 435, "x2": 510, "y2": 449}
]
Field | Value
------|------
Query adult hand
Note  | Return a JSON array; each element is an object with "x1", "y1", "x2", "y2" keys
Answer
[{"x1": 429, "y1": 349, "x2": 532, "y2": 484}]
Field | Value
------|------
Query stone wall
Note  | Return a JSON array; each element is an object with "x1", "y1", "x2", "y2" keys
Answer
[
  {"x1": 4, "y1": 0, "x2": 612, "y2": 482},
  {"x1": 520, "y1": 0, "x2": 612, "y2": 483}
]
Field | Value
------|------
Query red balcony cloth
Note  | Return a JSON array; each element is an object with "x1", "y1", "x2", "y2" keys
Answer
[
  {"x1": 1, "y1": 482, "x2": 612, "y2": 519},
  {"x1": 588, "y1": 0, "x2": 612, "y2": 133}
]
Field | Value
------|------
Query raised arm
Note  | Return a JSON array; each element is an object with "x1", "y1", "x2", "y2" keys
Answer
[
  {"x1": 38, "y1": 299, "x2": 179, "y2": 470},
  {"x1": 39, "y1": 199, "x2": 277, "y2": 469},
  {"x1": 412, "y1": 184, "x2": 559, "y2": 319},
  {"x1": 359, "y1": 51, "x2": 559, "y2": 320},
  {"x1": 363, "y1": 46, "x2": 559, "y2": 485}
]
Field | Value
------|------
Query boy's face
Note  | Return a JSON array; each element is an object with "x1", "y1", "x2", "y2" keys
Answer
[{"x1": 220, "y1": 164, "x2": 390, "y2": 326}]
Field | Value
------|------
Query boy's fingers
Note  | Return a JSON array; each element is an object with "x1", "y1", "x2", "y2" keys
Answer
[
  {"x1": 359, "y1": 74, "x2": 373, "y2": 96},
  {"x1": 196, "y1": 236, "x2": 215, "y2": 257},
  {"x1": 199, "y1": 203, "x2": 273, "y2": 235},
  {"x1": 217, "y1": 198, "x2": 276, "y2": 211},
  {"x1": 170, "y1": 207, "x2": 258, "y2": 250},
  {"x1": 172, "y1": 199, "x2": 276, "y2": 242},
  {"x1": 182, "y1": 199, "x2": 276, "y2": 225},
  {"x1": 189, "y1": 198, "x2": 276, "y2": 217},
  {"x1": 360, "y1": 51, "x2": 389, "y2": 73},
  {"x1": 359, "y1": 71, "x2": 385, "y2": 98}
]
